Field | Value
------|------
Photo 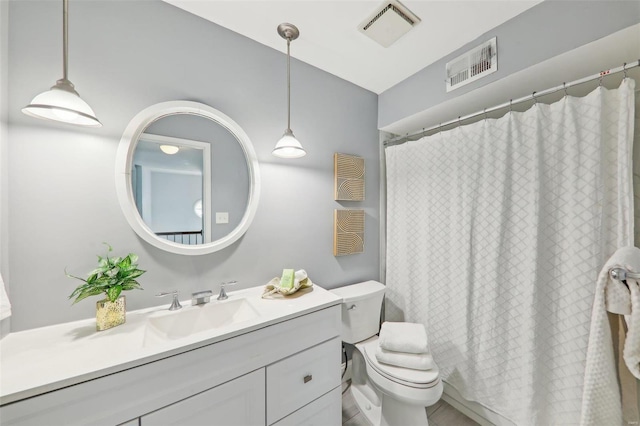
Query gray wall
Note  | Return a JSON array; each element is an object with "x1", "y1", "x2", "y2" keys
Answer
[
  {"x1": 1, "y1": 0, "x2": 10, "y2": 339},
  {"x1": 6, "y1": 0, "x2": 379, "y2": 331},
  {"x1": 148, "y1": 172, "x2": 202, "y2": 233},
  {"x1": 379, "y1": 0, "x2": 640, "y2": 130}
]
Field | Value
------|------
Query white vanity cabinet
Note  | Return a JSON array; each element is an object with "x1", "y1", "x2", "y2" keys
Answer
[
  {"x1": 266, "y1": 338, "x2": 341, "y2": 424},
  {"x1": 272, "y1": 387, "x2": 342, "y2": 426},
  {"x1": 0, "y1": 303, "x2": 341, "y2": 426},
  {"x1": 141, "y1": 369, "x2": 266, "y2": 426}
]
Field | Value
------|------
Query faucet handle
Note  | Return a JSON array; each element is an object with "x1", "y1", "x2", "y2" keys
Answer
[
  {"x1": 217, "y1": 281, "x2": 237, "y2": 301},
  {"x1": 155, "y1": 290, "x2": 182, "y2": 311}
]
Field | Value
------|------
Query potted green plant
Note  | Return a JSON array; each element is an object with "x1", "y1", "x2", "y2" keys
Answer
[{"x1": 66, "y1": 243, "x2": 145, "y2": 331}]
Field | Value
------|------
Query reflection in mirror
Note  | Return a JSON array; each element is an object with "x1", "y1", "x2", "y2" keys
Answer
[
  {"x1": 115, "y1": 101, "x2": 260, "y2": 256},
  {"x1": 132, "y1": 113, "x2": 250, "y2": 246},
  {"x1": 133, "y1": 133, "x2": 210, "y2": 245}
]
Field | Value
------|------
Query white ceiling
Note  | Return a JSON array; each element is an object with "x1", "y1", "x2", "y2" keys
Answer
[{"x1": 163, "y1": 0, "x2": 542, "y2": 94}]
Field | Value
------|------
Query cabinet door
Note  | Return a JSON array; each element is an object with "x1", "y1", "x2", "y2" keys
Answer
[
  {"x1": 266, "y1": 338, "x2": 341, "y2": 424},
  {"x1": 272, "y1": 387, "x2": 341, "y2": 426},
  {"x1": 141, "y1": 369, "x2": 265, "y2": 426}
]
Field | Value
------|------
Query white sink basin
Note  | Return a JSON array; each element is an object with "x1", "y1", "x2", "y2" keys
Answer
[{"x1": 143, "y1": 298, "x2": 259, "y2": 345}]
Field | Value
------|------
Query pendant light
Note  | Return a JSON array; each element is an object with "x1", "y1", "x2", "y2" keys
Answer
[
  {"x1": 160, "y1": 145, "x2": 179, "y2": 155},
  {"x1": 272, "y1": 23, "x2": 306, "y2": 158},
  {"x1": 22, "y1": 0, "x2": 101, "y2": 127}
]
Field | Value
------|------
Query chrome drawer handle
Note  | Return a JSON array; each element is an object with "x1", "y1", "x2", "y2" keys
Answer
[
  {"x1": 303, "y1": 374, "x2": 312, "y2": 383},
  {"x1": 348, "y1": 304, "x2": 356, "y2": 311}
]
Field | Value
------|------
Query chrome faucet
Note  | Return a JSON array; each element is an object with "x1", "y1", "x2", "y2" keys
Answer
[
  {"x1": 155, "y1": 290, "x2": 182, "y2": 311},
  {"x1": 217, "y1": 281, "x2": 237, "y2": 301},
  {"x1": 191, "y1": 290, "x2": 213, "y2": 306}
]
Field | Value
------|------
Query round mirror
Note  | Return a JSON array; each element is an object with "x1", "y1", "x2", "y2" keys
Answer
[{"x1": 115, "y1": 101, "x2": 260, "y2": 255}]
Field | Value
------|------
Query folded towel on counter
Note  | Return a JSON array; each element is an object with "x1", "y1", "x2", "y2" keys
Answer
[
  {"x1": 262, "y1": 269, "x2": 313, "y2": 298},
  {"x1": 378, "y1": 321, "x2": 428, "y2": 354},
  {"x1": 375, "y1": 345, "x2": 434, "y2": 370}
]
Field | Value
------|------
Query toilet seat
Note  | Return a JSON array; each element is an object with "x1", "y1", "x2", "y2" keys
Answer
[{"x1": 358, "y1": 337, "x2": 440, "y2": 389}]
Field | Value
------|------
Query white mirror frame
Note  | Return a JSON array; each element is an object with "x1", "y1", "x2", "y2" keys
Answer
[{"x1": 115, "y1": 101, "x2": 261, "y2": 255}]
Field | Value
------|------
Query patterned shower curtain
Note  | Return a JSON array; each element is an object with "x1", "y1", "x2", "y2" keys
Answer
[{"x1": 385, "y1": 79, "x2": 635, "y2": 424}]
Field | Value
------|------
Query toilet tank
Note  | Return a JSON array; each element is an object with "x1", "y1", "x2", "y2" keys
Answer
[{"x1": 330, "y1": 280, "x2": 386, "y2": 344}]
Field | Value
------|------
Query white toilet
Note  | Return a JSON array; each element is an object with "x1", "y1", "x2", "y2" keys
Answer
[{"x1": 331, "y1": 281, "x2": 443, "y2": 426}]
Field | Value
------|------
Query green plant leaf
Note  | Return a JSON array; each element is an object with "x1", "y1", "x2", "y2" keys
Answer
[
  {"x1": 64, "y1": 269, "x2": 88, "y2": 284},
  {"x1": 126, "y1": 269, "x2": 145, "y2": 279},
  {"x1": 106, "y1": 285, "x2": 122, "y2": 303},
  {"x1": 121, "y1": 280, "x2": 143, "y2": 291},
  {"x1": 70, "y1": 287, "x2": 103, "y2": 304},
  {"x1": 119, "y1": 256, "x2": 131, "y2": 269},
  {"x1": 86, "y1": 273, "x2": 98, "y2": 284},
  {"x1": 66, "y1": 244, "x2": 144, "y2": 305}
]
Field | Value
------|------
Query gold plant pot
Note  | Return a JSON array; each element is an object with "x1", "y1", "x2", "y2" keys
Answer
[{"x1": 96, "y1": 296, "x2": 126, "y2": 331}]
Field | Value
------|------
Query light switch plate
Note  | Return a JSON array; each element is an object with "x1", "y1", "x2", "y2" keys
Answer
[{"x1": 216, "y1": 212, "x2": 229, "y2": 224}]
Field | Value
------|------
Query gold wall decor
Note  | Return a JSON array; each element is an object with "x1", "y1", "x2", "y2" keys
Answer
[
  {"x1": 334, "y1": 153, "x2": 365, "y2": 201},
  {"x1": 334, "y1": 209, "x2": 365, "y2": 256}
]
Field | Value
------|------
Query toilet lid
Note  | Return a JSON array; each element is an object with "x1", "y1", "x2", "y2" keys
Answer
[{"x1": 360, "y1": 338, "x2": 440, "y2": 388}]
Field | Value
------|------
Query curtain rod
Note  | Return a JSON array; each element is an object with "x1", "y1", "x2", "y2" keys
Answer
[{"x1": 384, "y1": 60, "x2": 640, "y2": 147}]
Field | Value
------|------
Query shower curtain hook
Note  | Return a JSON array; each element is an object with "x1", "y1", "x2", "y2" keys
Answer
[
  {"x1": 532, "y1": 91, "x2": 538, "y2": 106},
  {"x1": 509, "y1": 99, "x2": 513, "y2": 113},
  {"x1": 458, "y1": 116, "x2": 462, "y2": 128},
  {"x1": 623, "y1": 63, "x2": 628, "y2": 79},
  {"x1": 484, "y1": 108, "x2": 488, "y2": 121},
  {"x1": 563, "y1": 82, "x2": 568, "y2": 96}
]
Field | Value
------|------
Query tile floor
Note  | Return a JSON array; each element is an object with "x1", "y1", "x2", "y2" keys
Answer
[{"x1": 341, "y1": 382, "x2": 479, "y2": 426}]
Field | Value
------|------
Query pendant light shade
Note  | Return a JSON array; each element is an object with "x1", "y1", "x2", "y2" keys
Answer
[
  {"x1": 273, "y1": 128, "x2": 305, "y2": 159},
  {"x1": 160, "y1": 144, "x2": 179, "y2": 155},
  {"x1": 23, "y1": 79, "x2": 101, "y2": 127},
  {"x1": 272, "y1": 23, "x2": 305, "y2": 158},
  {"x1": 22, "y1": 0, "x2": 101, "y2": 127}
]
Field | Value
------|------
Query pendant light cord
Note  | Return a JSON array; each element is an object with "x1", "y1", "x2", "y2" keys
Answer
[
  {"x1": 62, "y1": 0, "x2": 69, "y2": 82},
  {"x1": 21, "y1": 0, "x2": 102, "y2": 127},
  {"x1": 287, "y1": 37, "x2": 291, "y2": 131}
]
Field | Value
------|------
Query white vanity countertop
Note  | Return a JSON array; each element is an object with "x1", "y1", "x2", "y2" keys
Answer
[{"x1": 0, "y1": 284, "x2": 341, "y2": 405}]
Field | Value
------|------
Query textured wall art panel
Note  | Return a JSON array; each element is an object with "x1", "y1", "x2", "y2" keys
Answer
[
  {"x1": 334, "y1": 153, "x2": 365, "y2": 201},
  {"x1": 334, "y1": 209, "x2": 365, "y2": 256}
]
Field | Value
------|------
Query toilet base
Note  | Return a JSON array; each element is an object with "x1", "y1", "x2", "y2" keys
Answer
[
  {"x1": 380, "y1": 393, "x2": 429, "y2": 426},
  {"x1": 351, "y1": 383, "x2": 430, "y2": 426},
  {"x1": 351, "y1": 383, "x2": 381, "y2": 426}
]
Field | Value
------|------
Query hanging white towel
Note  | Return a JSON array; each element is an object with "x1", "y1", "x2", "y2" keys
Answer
[
  {"x1": 623, "y1": 282, "x2": 640, "y2": 378},
  {"x1": 378, "y1": 322, "x2": 428, "y2": 354},
  {"x1": 0, "y1": 273, "x2": 11, "y2": 321},
  {"x1": 581, "y1": 246, "x2": 640, "y2": 425},
  {"x1": 603, "y1": 248, "x2": 640, "y2": 379},
  {"x1": 375, "y1": 345, "x2": 434, "y2": 370}
]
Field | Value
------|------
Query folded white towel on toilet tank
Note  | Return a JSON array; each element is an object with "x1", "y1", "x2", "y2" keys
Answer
[
  {"x1": 378, "y1": 321, "x2": 428, "y2": 354},
  {"x1": 375, "y1": 346, "x2": 434, "y2": 370}
]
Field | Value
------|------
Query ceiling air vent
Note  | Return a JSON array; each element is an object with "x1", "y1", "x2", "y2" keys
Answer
[
  {"x1": 358, "y1": 1, "x2": 421, "y2": 48},
  {"x1": 446, "y1": 37, "x2": 497, "y2": 92}
]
